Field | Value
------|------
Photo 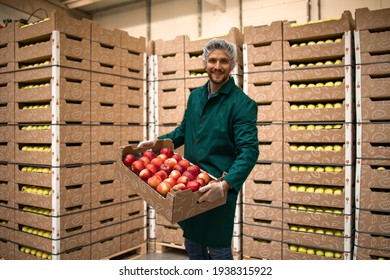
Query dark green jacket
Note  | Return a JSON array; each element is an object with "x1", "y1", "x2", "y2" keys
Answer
[{"x1": 158, "y1": 76, "x2": 259, "y2": 247}]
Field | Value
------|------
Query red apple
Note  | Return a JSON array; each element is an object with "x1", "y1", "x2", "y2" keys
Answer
[
  {"x1": 123, "y1": 154, "x2": 137, "y2": 167},
  {"x1": 131, "y1": 160, "x2": 145, "y2": 173},
  {"x1": 172, "y1": 153, "x2": 182, "y2": 162},
  {"x1": 155, "y1": 170, "x2": 168, "y2": 181},
  {"x1": 197, "y1": 171, "x2": 211, "y2": 185},
  {"x1": 151, "y1": 157, "x2": 163, "y2": 168},
  {"x1": 177, "y1": 175, "x2": 189, "y2": 185},
  {"x1": 143, "y1": 150, "x2": 157, "y2": 160},
  {"x1": 196, "y1": 177, "x2": 206, "y2": 187},
  {"x1": 156, "y1": 181, "x2": 172, "y2": 196},
  {"x1": 138, "y1": 156, "x2": 151, "y2": 166},
  {"x1": 187, "y1": 180, "x2": 201, "y2": 192},
  {"x1": 178, "y1": 159, "x2": 190, "y2": 169},
  {"x1": 173, "y1": 164, "x2": 186, "y2": 174},
  {"x1": 160, "y1": 147, "x2": 174, "y2": 158},
  {"x1": 157, "y1": 153, "x2": 168, "y2": 162},
  {"x1": 145, "y1": 163, "x2": 158, "y2": 174},
  {"x1": 172, "y1": 183, "x2": 187, "y2": 191},
  {"x1": 187, "y1": 165, "x2": 201, "y2": 177},
  {"x1": 182, "y1": 170, "x2": 195, "y2": 181},
  {"x1": 148, "y1": 175, "x2": 162, "y2": 189},
  {"x1": 139, "y1": 168, "x2": 153, "y2": 181},
  {"x1": 164, "y1": 177, "x2": 177, "y2": 187},
  {"x1": 160, "y1": 164, "x2": 172, "y2": 175},
  {"x1": 169, "y1": 169, "x2": 182, "y2": 180},
  {"x1": 164, "y1": 158, "x2": 177, "y2": 168}
]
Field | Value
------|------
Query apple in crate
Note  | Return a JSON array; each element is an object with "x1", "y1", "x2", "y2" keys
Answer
[
  {"x1": 143, "y1": 150, "x2": 156, "y2": 160},
  {"x1": 139, "y1": 168, "x2": 153, "y2": 181},
  {"x1": 123, "y1": 154, "x2": 137, "y2": 167},
  {"x1": 197, "y1": 171, "x2": 211, "y2": 184},
  {"x1": 147, "y1": 175, "x2": 162, "y2": 189},
  {"x1": 131, "y1": 160, "x2": 145, "y2": 173},
  {"x1": 156, "y1": 181, "x2": 172, "y2": 196},
  {"x1": 187, "y1": 180, "x2": 201, "y2": 192},
  {"x1": 160, "y1": 147, "x2": 174, "y2": 158}
]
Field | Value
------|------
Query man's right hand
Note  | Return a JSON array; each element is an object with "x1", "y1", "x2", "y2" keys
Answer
[{"x1": 136, "y1": 139, "x2": 157, "y2": 149}]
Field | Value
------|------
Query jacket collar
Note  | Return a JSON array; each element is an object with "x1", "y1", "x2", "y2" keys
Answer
[{"x1": 205, "y1": 76, "x2": 234, "y2": 97}]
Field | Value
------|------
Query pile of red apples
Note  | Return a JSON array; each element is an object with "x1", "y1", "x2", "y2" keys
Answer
[{"x1": 123, "y1": 147, "x2": 213, "y2": 196}]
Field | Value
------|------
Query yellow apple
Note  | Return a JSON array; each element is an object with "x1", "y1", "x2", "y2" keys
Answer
[
  {"x1": 324, "y1": 125, "x2": 333, "y2": 129},
  {"x1": 290, "y1": 64, "x2": 298, "y2": 68},
  {"x1": 307, "y1": 248, "x2": 316, "y2": 255},
  {"x1": 306, "y1": 146, "x2": 315, "y2": 151},
  {"x1": 307, "y1": 104, "x2": 315, "y2": 109},
  {"x1": 297, "y1": 145, "x2": 306, "y2": 150},
  {"x1": 316, "y1": 103, "x2": 325, "y2": 108},
  {"x1": 306, "y1": 186, "x2": 315, "y2": 192},
  {"x1": 324, "y1": 145, "x2": 333, "y2": 151},
  {"x1": 307, "y1": 227, "x2": 315, "y2": 232},
  {"x1": 298, "y1": 104, "x2": 307, "y2": 109},
  {"x1": 298, "y1": 63, "x2": 306, "y2": 68},
  {"x1": 308, "y1": 41, "x2": 316, "y2": 45},
  {"x1": 298, "y1": 246, "x2": 307, "y2": 253},
  {"x1": 333, "y1": 124, "x2": 343, "y2": 129},
  {"x1": 315, "y1": 63, "x2": 324, "y2": 67},
  {"x1": 290, "y1": 185, "x2": 298, "y2": 191},
  {"x1": 306, "y1": 125, "x2": 315, "y2": 130},
  {"x1": 316, "y1": 167, "x2": 325, "y2": 172},
  {"x1": 298, "y1": 226, "x2": 307, "y2": 232},
  {"x1": 316, "y1": 249, "x2": 325, "y2": 256},
  {"x1": 307, "y1": 63, "x2": 315, "y2": 67},
  {"x1": 324, "y1": 103, "x2": 333, "y2": 108},
  {"x1": 297, "y1": 185, "x2": 307, "y2": 192},
  {"x1": 333, "y1": 209, "x2": 343, "y2": 215},
  {"x1": 290, "y1": 144, "x2": 298, "y2": 150},
  {"x1": 315, "y1": 187, "x2": 324, "y2": 193},
  {"x1": 334, "y1": 230, "x2": 343, "y2": 236},
  {"x1": 297, "y1": 205, "x2": 307, "y2": 211},
  {"x1": 315, "y1": 228, "x2": 325, "y2": 234},
  {"x1": 317, "y1": 40, "x2": 325, "y2": 44},
  {"x1": 290, "y1": 104, "x2": 299, "y2": 110},
  {"x1": 334, "y1": 81, "x2": 342, "y2": 86},
  {"x1": 334, "y1": 166, "x2": 343, "y2": 173},
  {"x1": 306, "y1": 166, "x2": 316, "y2": 172},
  {"x1": 333, "y1": 189, "x2": 342, "y2": 195},
  {"x1": 298, "y1": 83, "x2": 307, "y2": 88},
  {"x1": 290, "y1": 124, "x2": 299, "y2": 130},
  {"x1": 290, "y1": 165, "x2": 299, "y2": 171},
  {"x1": 325, "y1": 39, "x2": 334, "y2": 44},
  {"x1": 290, "y1": 225, "x2": 299, "y2": 231},
  {"x1": 377, "y1": 167, "x2": 386, "y2": 170},
  {"x1": 298, "y1": 166, "x2": 307, "y2": 172},
  {"x1": 324, "y1": 188, "x2": 334, "y2": 194},
  {"x1": 324, "y1": 251, "x2": 334, "y2": 258},
  {"x1": 299, "y1": 43, "x2": 307, "y2": 47},
  {"x1": 333, "y1": 145, "x2": 343, "y2": 151},
  {"x1": 307, "y1": 83, "x2": 316, "y2": 87},
  {"x1": 334, "y1": 252, "x2": 342, "y2": 259},
  {"x1": 325, "y1": 61, "x2": 333, "y2": 65},
  {"x1": 289, "y1": 244, "x2": 298, "y2": 252},
  {"x1": 297, "y1": 125, "x2": 306, "y2": 130},
  {"x1": 291, "y1": 84, "x2": 299, "y2": 89},
  {"x1": 325, "y1": 166, "x2": 335, "y2": 172}
]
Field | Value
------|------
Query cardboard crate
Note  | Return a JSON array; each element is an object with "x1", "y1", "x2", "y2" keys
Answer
[
  {"x1": 360, "y1": 97, "x2": 390, "y2": 121},
  {"x1": 355, "y1": 231, "x2": 390, "y2": 251},
  {"x1": 243, "y1": 21, "x2": 283, "y2": 44},
  {"x1": 358, "y1": 186, "x2": 390, "y2": 212},
  {"x1": 121, "y1": 198, "x2": 146, "y2": 220},
  {"x1": 155, "y1": 224, "x2": 184, "y2": 246},
  {"x1": 90, "y1": 222, "x2": 121, "y2": 244},
  {"x1": 246, "y1": 81, "x2": 283, "y2": 102},
  {"x1": 0, "y1": 142, "x2": 14, "y2": 162},
  {"x1": 243, "y1": 203, "x2": 283, "y2": 222},
  {"x1": 121, "y1": 32, "x2": 146, "y2": 54},
  {"x1": 56, "y1": 245, "x2": 91, "y2": 260},
  {"x1": 120, "y1": 78, "x2": 145, "y2": 106},
  {"x1": 157, "y1": 52, "x2": 185, "y2": 73},
  {"x1": 282, "y1": 183, "x2": 345, "y2": 208},
  {"x1": 91, "y1": 235, "x2": 121, "y2": 260},
  {"x1": 257, "y1": 101, "x2": 283, "y2": 122},
  {"x1": 91, "y1": 124, "x2": 121, "y2": 143},
  {"x1": 0, "y1": 181, "x2": 14, "y2": 202},
  {"x1": 284, "y1": 101, "x2": 346, "y2": 122},
  {"x1": 283, "y1": 35, "x2": 348, "y2": 62},
  {"x1": 283, "y1": 65, "x2": 347, "y2": 81},
  {"x1": 359, "y1": 162, "x2": 389, "y2": 190},
  {"x1": 157, "y1": 85, "x2": 186, "y2": 108},
  {"x1": 0, "y1": 206, "x2": 14, "y2": 228},
  {"x1": 91, "y1": 21, "x2": 121, "y2": 47},
  {"x1": 0, "y1": 102, "x2": 13, "y2": 123},
  {"x1": 283, "y1": 123, "x2": 347, "y2": 143},
  {"x1": 0, "y1": 21, "x2": 15, "y2": 44},
  {"x1": 120, "y1": 125, "x2": 145, "y2": 144},
  {"x1": 14, "y1": 207, "x2": 91, "y2": 238},
  {"x1": 15, "y1": 142, "x2": 91, "y2": 165},
  {"x1": 244, "y1": 71, "x2": 283, "y2": 84},
  {"x1": 355, "y1": 7, "x2": 390, "y2": 31},
  {"x1": 284, "y1": 164, "x2": 346, "y2": 187},
  {"x1": 14, "y1": 182, "x2": 91, "y2": 213},
  {"x1": 356, "y1": 209, "x2": 390, "y2": 235},
  {"x1": 91, "y1": 74, "x2": 121, "y2": 104},
  {"x1": 0, "y1": 61, "x2": 15, "y2": 73},
  {"x1": 283, "y1": 80, "x2": 346, "y2": 102},
  {"x1": 248, "y1": 163, "x2": 283, "y2": 182},
  {"x1": 243, "y1": 235, "x2": 282, "y2": 260},
  {"x1": 14, "y1": 227, "x2": 91, "y2": 254},
  {"x1": 243, "y1": 180, "x2": 283, "y2": 204},
  {"x1": 15, "y1": 124, "x2": 90, "y2": 144},
  {"x1": 282, "y1": 242, "x2": 349, "y2": 260},
  {"x1": 120, "y1": 225, "x2": 147, "y2": 253},
  {"x1": 360, "y1": 142, "x2": 390, "y2": 160},
  {"x1": 91, "y1": 180, "x2": 121, "y2": 208},
  {"x1": 91, "y1": 61, "x2": 121, "y2": 76},
  {"x1": 0, "y1": 73, "x2": 14, "y2": 103},
  {"x1": 243, "y1": 222, "x2": 283, "y2": 241},
  {"x1": 154, "y1": 35, "x2": 185, "y2": 56},
  {"x1": 359, "y1": 56, "x2": 390, "y2": 75},
  {"x1": 282, "y1": 223, "x2": 351, "y2": 251},
  {"x1": 257, "y1": 123, "x2": 283, "y2": 142},
  {"x1": 14, "y1": 164, "x2": 91, "y2": 186},
  {"x1": 91, "y1": 161, "x2": 118, "y2": 182},
  {"x1": 156, "y1": 105, "x2": 185, "y2": 125},
  {"x1": 0, "y1": 239, "x2": 14, "y2": 260},
  {"x1": 0, "y1": 162, "x2": 14, "y2": 182},
  {"x1": 258, "y1": 141, "x2": 283, "y2": 162},
  {"x1": 358, "y1": 30, "x2": 390, "y2": 54},
  {"x1": 0, "y1": 224, "x2": 15, "y2": 241},
  {"x1": 0, "y1": 124, "x2": 14, "y2": 142},
  {"x1": 156, "y1": 69, "x2": 185, "y2": 81},
  {"x1": 354, "y1": 246, "x2": 390, "y2": 260},
  {"x1": 244, "y1": 60, "x2": 284, "y2": 74},
  {"x1": 359, "y1": 75, "x2": 390, "y2": 99},
  {"x1": 15, "y1": 11, "x2": 91, "y2": 42},
  {"x1": 0, "y1": 42, "x2": 14, "y2": 65},
  {"x1": 91, "y1": 41, "x2": 121, "y2": 66},
  {"x1": 91, "y1": 141, "x2": 120, "y2": 163},
  {"x1": 283, "y1": 207, "x2": 352, "y2": 232},
  {"x1": 283, "y1": 10, "x2": 354, "y2": 40},
  {"x1": 117, "y1": 140, "x2": 227, "y2": 224},
  {"x1": 284, "y1": 142, "x2": 348, "y2": 165},
  {"x1": 120, "y1": 104, "x2": 145, "y2": 125},
  {"x1": 185, "y1": 76, "x2": 209, "y2": 89},
  {"x1": 91, "y1": 102, "x2": 121, "y2": 123},
  {"x1": 244, "y1": 42, "x2": 283, "y2": 65},
  {"x1": 15, "y1": 99, "x2": 91, "y2": 123}
]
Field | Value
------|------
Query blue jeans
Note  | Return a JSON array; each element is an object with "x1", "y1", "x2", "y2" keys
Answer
[{"x1": 184, "y1": 238, "x2": 233, "y2": 260}]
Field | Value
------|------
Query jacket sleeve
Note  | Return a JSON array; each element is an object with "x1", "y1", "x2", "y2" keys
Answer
[{"x1": 224, "y1": 98, "x2": 259, "y2": 191}]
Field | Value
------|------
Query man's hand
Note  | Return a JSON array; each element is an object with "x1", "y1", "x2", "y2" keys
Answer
[
  {"x1": 136, "y1": 139, "x2": 157, "y2": 149},
  {"x1": 198, "y1": 180, "x2": 230, "y2": 203}
]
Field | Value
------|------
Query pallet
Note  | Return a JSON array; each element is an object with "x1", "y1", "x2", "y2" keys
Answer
[
  {"x1": 155, "y1": 242, "x2": 185, "y2": 254},
  {"x1": 103, "y1": 243, "x2": 147, "y2": 260},
  {"x1": 242, "y1": 255, "x2": 268, "y2": 260},
  {"x1": 233, "y1": 252, "x2": 243, "y2": 260}
]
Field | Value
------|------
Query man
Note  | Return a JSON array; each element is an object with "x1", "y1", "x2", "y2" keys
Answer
[{"x1": 139, "y1": 38, "x2": 259, "y2": 260}]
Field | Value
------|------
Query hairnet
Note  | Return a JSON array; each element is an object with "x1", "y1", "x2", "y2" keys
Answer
[{"x1": 202, "y1": 38, "x2": 237, "y2": 68}]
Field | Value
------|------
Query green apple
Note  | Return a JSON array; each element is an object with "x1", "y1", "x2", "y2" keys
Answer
[
  {"x1": 324, "y1": 251, "x2": 334, "y2": 258},
  {"x1": 297, "y1": 186, "x2": 307, "y2": 192},
  {"x1": 315, "y1": 167, "x2": 325, "y2": 172},
  {"x1": 325, "y1": 166, "x2": 335, "y2": 172},
  {"x1": 333, "y1": 189, "x2": 342, "y2": 195},
  {"x1": 307, "y1": 104, "x2": 315, "y2": 109},
  {"x1": 297, "y1": 125, "x2": 306, "y2": 130},
  {"x1": 306, "y1": 125, "x2": 315, "y2": 130},
  {"x1": 324, "y1": 188, "x2": 334, "y2": 194},
  {"x1": 290, "y1": 145, "x2": 298, "y2": 150},
  {"x1": 334, "y1": 166, "x2": 343, "y2": 173},
  {"x1": 307, "y1": 83, "x2": 316, "y2": 87},
  {"x1": 290, "y1": 165, "x2": 299, "y2": 171},
  {"x1": 290, "y1": 124, "x2": 299, "y2": 130},
  {"x1": 290, "y1": 225, "x2": 299, "y2": 231},
  {"x1": 325, "y1": 61, "x2": 333, "y2": 65},
  {"x1": 324, "y1": 103, "x2": 334, "y2": 108},
  {"x1": 298, "y1": 166, "x2": 307, "y2": 171},
  {"x1": 316, "y1": 103, "x2": 325, "y2": 109},
  {"x1": 297, "y1": 145, "x2": 306, "y2": 150},
  {"x1": 289, "y1": 244, "x2": 298, "y2": 252},
  {"x1": 315, "y1": 249, "x2": 325, "y2": 256},
  {"x1": 298, "y1": 246, "x2": 307, "y2": 253},
  {"x1": 307, "y1": 248, "x2": 316, "y2": 255},
  {"x1": 306, "y1": 146, "x2": 315, "y2": 151},
  {"x1": 298, "y1": 227, "x2": 307, "y2": 232},
  {"x1": 315, "y1": 228, "x2": 325, "y2": 234},
  {"x1": 290, "y1": 104, "x2": 299, "y2": 110},
  {"x1": 298, "y1": 83, "x2": 307, "y2": 88},
  {"x1": 306, "y1": 186, "x2": 315, "y2": 192},
  {"x1": 315, "y1": 187, "x2": 325, "y2": 193},
  {"x1": 333, "y1": 103, "x2": 342, "y2": 108},
  {"x1": 290, "y1": 185, "x2": 298, "y2": 191}
]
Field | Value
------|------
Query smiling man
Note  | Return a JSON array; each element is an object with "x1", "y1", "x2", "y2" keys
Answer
[{"x1": 139, "y1": 38, "x2": 259, "y2": 260}]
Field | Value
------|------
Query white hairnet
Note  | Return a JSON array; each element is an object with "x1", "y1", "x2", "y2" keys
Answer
[{"x1": 202, "y1": 38, "x2": 237, "y2": 68}]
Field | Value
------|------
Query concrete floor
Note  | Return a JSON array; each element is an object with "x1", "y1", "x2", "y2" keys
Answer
[{"x1": 138, "y1": 247, "x2": 189, "y2": 260}]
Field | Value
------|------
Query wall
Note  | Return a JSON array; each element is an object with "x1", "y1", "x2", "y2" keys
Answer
[{"x1": 92, "y1": 0, "x2": 390, "y2": 40}]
